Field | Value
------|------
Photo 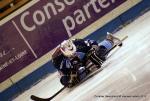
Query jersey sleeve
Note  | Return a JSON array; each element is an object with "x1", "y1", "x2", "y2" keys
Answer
[{"x1": 73, "y1": 39, "x2": 98, "y2": 53}]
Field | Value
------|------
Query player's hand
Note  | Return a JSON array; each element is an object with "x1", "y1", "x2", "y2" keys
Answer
[{"x1": 91, "y1": 45, "x2": 98, "y2": 50}]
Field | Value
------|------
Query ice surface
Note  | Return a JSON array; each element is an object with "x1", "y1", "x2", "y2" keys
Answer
[{"x1": 14, "y1": 11, "x2": 150, "y2": 101}]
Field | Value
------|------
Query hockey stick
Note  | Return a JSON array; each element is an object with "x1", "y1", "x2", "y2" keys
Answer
[
  {"x1": 30, "y1": 36, "x2": 128, "y2": 101},
  {"x1": 31, "y1": 86, "x2": 66, "y2": 101}
]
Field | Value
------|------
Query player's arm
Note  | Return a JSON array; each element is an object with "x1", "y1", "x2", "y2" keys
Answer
[{"x1": 52, "y1": 45, "x2": 61, "y2": 59}]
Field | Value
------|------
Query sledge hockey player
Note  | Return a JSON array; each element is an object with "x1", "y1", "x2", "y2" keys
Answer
[{"x1": 52, "y1": 32, "x2": 122, "y2": 87}]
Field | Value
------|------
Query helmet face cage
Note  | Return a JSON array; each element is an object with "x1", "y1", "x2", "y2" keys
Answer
[{"x1": 60, "y1": 40, "x2": 77, "y2": 57}]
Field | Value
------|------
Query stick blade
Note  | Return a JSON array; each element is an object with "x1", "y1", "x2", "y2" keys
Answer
[{"x1": 31, "y1": 95, "x2": 50, "y2": 101}]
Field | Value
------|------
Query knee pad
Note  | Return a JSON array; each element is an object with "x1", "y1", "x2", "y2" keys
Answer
[
  {"x1": 89, "y1": 46, "x2": 106, "y2": 66},
  {"x1": 95, "y1": 45, "x2": 107, "y2": 57}
]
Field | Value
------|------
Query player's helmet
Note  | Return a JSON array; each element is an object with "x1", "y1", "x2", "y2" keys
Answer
[{"x1": 60, "y1": 39, "x2": 76, "y2": 57}]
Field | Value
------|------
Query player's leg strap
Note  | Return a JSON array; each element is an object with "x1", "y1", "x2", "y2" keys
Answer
[{"x1": 89, "y1": 48, "x2": 104, "y2": 66}]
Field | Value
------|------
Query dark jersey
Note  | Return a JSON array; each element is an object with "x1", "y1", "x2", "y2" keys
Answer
[
  {"x1": 52, "y1": 39, "x2": 98, "y2": 75},
  {"x1": 73, "y1": 39, "x2": 98, "y2": 53}
]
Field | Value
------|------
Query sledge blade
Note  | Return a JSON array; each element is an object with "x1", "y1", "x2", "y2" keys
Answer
[{"x1": 105, "y1": 35, "x2": 128, "y2": 55}]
